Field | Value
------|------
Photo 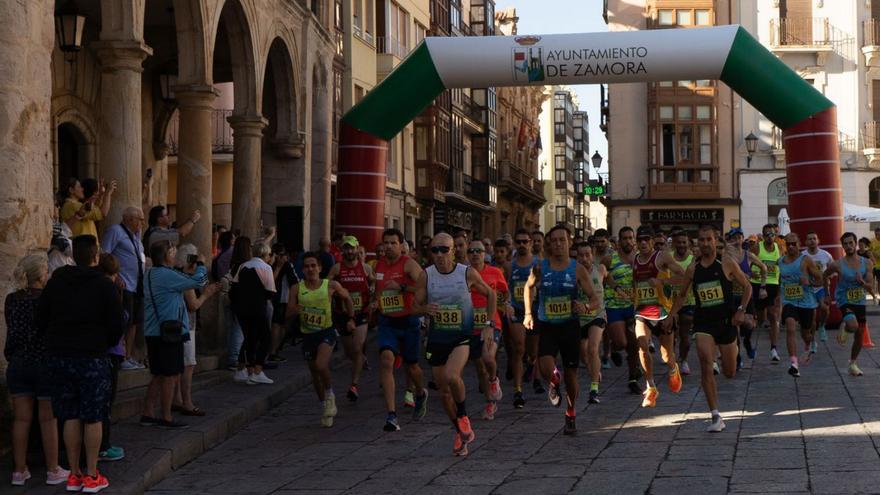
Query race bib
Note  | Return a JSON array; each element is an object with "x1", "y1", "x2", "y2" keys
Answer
[
  {"x1": 696, "y1": 280, "x2": 724, "y2": 307},
  {"x1": 619, "y1": 286, "x2": 634, "y2": 301},
  {"x1": 636, "y1": 281, "x2": 658, "y2": 305},
  {"x1": 767, "y1": 264, "x2": 779, "y2": 277},
  {"x1": 783, "y1": 284, "x2": 804, "y2": 300},
  {"x1": 473, "y1": 309, "x2": 490, "y2": 327},
  {"x1": 350, "y1": 291, "x2": 363, "y2": 311},
  {"x1": 434, "y1": 304, "x2": 463, "y2": 331},
  {"x1": 846, "y1": 287, "x2": 865, "y2": 304},
  {"x1": 301, "y1": 307, "x2": 329, "y2": 332},
  {"x1": 379, "y1": 290, "x2": 404, "y2": 314},
  {"x1": 731, "y1": 282, "x2": 744, "y2": 296},
  {"x1": 544, "y1": 296, "x2": 572, "y2": 322},
  {"x1": 513, "y1": 282, "x2": 525, "y2": 303}
]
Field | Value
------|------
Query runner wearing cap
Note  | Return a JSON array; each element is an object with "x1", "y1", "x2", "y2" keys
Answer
[
  {"x1": 327, "y1": 236, "x2": 375, "y2": 402},
  {"x1": 751, "y1": 224, "x2": 783, "y2": 363}
]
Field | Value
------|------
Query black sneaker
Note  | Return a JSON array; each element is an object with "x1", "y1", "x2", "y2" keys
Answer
[
  {"x1": 139, "y1": 415, "x2": 160, "y2": 427},
  {"x1": 588, "y1": 389, "x2": 600, "y2": 404},
  {"x1": 788, "y1": 364, "x2": 800, "y2": 378},
  {"x1": 533, "y1": 379, "x2": 545, "y2": 394},
  {"x1": 513, "y1": 391, "x2": 525, "y2": 409},
  {"x1": 157, "y1": 419, "x2": 189, "y2": 430},
  {"x1": 628, "y1": 380, "x2": 643, "y2": 394},
  {"x1": 383, "y1": 413, "x2": 400, "y2": 432},
  {"x1": 563, "y1": 415, "x2": 577, "y2": 436},
  {"x1": 611, "y1": 351, "x2": 623, "y2": 367}
]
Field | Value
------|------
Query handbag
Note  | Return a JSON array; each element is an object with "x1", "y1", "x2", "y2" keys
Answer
[{"x1": 148, "y1": 268, "x2": 184, "y2": 344}]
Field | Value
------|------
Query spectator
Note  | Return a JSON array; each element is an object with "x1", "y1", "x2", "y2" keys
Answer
[
  {"x1": 224, "y1": 236, "x2": 251, "y2": 371},
  {"x1": 368, "y1": 243, "x2": 386, "y2": 271},
  {"x1": 173, "y1": 244, "x2": 220, "y2": 416},
  {"x1": 268, "y1": 243, "x2": 298, "y2": 363},
  {"x1": 142, "y1": 205, "x2": 200, "y2": 253},
  {"x1": 48, "y1": 234, "x2": 74, "y2": 275},
  {"x1": 96, "y1": 253, "x2": 127, "y2": 463},
  {"x1": 211, "y1": 230, "x2": 235, "y2": 281},
  {"x1": 255, "y1": 225, "x2": 277, "y2": 247},
  {"x1": 231, "y1": 240, "x2": 277, "y2": 385},
  {"x1": 101, "y1": 206, "x2": 147, "y2": 371},
  {"x1": 139, "y1": 240, "x2": 207, "y2": 430},
  {"x1": 59, "y1": 178, "x2": 116, "y2": 239},
  {"x1": 211, "y1": 225, "x2": 227, "y2": 258},
  {"x1": 317, "y1": 237, "x2": 335, "y2": 278},
  {"x1": 6, "y1": 254, "x2": 69, "y2": 487},
  {"x1": 38, "y1": 235, "x2": 125, "y2": 493},
  {"x1": 330, "y1": 231, "x2": 344, "y2": 264}
]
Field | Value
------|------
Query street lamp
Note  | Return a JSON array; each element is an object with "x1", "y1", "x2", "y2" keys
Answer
[
  {"x1": 745, "y1": 132, "x2": 758, "y2": 168},
  {"x1": 159, "y1": 73, "x2": 178, "y2": 102},
  {"x1": 591, "y1": 150, "x2": 603, "y2": 170},
  {"x1": 55, "y1": 0, "x2": 86, "y2": 56}
]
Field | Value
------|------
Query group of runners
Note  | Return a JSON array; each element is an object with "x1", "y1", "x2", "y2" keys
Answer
[{"x1": 282, "y1": 223, "x2": 874, "y2": 455}]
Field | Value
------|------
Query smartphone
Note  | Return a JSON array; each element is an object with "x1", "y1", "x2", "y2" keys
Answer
[
  {"x1": 187, "y1": 254, "x2": 198, "y2": 265},
  {"x1": 146, "y1": 168, "x2": 153, "y2": 179}
]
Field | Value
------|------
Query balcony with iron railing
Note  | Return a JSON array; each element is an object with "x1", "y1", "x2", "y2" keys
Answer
[
  {"x1": 862, "y1": 121, "x2": 880, "y2": 167},
  {"x1": 498, "y1": 159, "x2": 545, "y2": 205},
  {"x1": 862, "y1": 19, "x2": 880, "y2": 67},
  {"x1": 446, "y1": 168, "x2": 490, "y2": 206},
  {"x1": 771, "y1": 126, "x2": 857, "y2": 168},
  {"x1": 648, "y1": 166, "x2": 719, "y2": 200},
  {"x1": 769, "y1": 17, "x2": 839, "y2": 65},
  {"x1": 376, "y1": 36, "x2": 410, "y2": 60},
  {"x1": 167, "y1": 109, "x2": 234, "y2": 156},
  {"x1": 454, "y1": 93, "x2": 485, "y2": 133}
]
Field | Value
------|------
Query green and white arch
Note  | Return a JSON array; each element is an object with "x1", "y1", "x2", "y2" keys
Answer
[{"x1": 337, "y1": 25, "x2": 841, "y2": 253}]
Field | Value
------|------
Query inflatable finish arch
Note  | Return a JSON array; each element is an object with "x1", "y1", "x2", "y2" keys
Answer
[{"x1": 336, "y1": 25, "x2": 842, "y2": 254}]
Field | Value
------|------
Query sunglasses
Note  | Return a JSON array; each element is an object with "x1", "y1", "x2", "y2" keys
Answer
[
  {"x1": 430, "y1": 246, "x2": 451, "y2": 254},
  {"x1": 467, "y1": 248, "x2": 484, "y2": 254},
  {"x1": 515, "y1": 239, "x2": 530, "y2": 244}
]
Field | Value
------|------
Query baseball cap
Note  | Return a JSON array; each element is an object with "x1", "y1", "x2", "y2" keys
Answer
[
  {"x1": 341, "y1": 235, "x2": 359, "y2": 247},
  {"x1": 727, "y1": 227, "x2": 744, "y2": 237},
  {"x1": 636, "y1": 226, "x2": 654, "y2": 238}
]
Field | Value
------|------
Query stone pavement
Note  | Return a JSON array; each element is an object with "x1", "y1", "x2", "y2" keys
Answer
[{"x1": 145, "y1": 314, "x2": 880, "y2": 495}]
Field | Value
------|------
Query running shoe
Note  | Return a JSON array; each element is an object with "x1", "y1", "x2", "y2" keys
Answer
[
  {"x1": 383, "y1": 413, "x2": 400, "y2": 432},
  {"x1": 601, "y1": 357, "x2": 611, "y2": 370},
  {"x1": 713, "y1": 362, "x2": 720, "y2": 375},
  {"x1": 680, "y1": 361, "x2": 691, "y2": 376},
  {"x1": 641, "y1": 387, "x2": 659, "y2": 408},
  {"x1": 66, "y1": 473, "x2": 83, "y2": 492},
  {"x1": 489, "y1": 377, "x2": 503, "y2": 402},
  {"x1": 818, "y1": 326, "x2": 827, "y2": 342},
  {"x1": 788, "y1": 363, "x2": 800, "y2": 378},
  {"x1": 513, "y1": 391, "x2": 525, "y2": 409},
  {"x1": 98, "y1": 446, "x2": 124, "y2": 462},
  {"x1": 347, "y1": 385, "x2": 359, "y2": 402},
  {"x1": 747, "y1": 342, "x2": 757, "y2": 360},
  {"x1": 667, "y1": 363, "x2": 682, "y2": 393},
  {"x1": 588, "y1": 389, "x2": 600, "y2": 404},
  {"x1": 11, "y1": 470, "x2": 30, "y2": 486},
  {"x1": 482, "y1": 401, "x2": 497, "y2": 420},
  {"x1": 548, "y1": 380, "x2": 562, "y2": 407},
  {"x1": 707, "y1": 414, "x2": 726, "y2": 433},
  {"x1": 838, "y1": 329, "x2": 851, "y2": 346},
  {"x1": 532, "y1": 378, "x2": 545, "y2": 394},
  {"x1": 810, "y1": 340, "x2": 818, "y2": 355},
  {"x1": 46, "y1": 466, "x2": 70, "y2": 486},
  {"x1": 248, "y1": 372, "x2": 274, "y2": 385},
  {"x1": 320, "y1": 414, "x2": 333, "y2": 428},
  {"x1": 849, "y1": 361, "x2": 864, "y2": 377},
  {"x1": 81, "y1": 472, "x2": 108, "y2": 493},
  {"x1": 233, "y1": 369, "x2": 249, "y2": 382},
  {"x1": 139, "y1": 415, "x2": 159, "y2": 427},
  {"x1": 403, "y1": 390, "x2": 415, "y2": 408},
  {"x1": 157, "y1": 419, "x2": 189, "y2": 430},
  {"x1": 453, "y1": 432, "x2": 468, "y2": 456},
  {"x1": 563, "y1": 415, "x2": 577, "y2": 436},
  {"x1": 119, "y1": 358, "x2": 140, "y2": 371},
  {"x1": 413, "y1": 388, "x2": 428, "y2": 420},
  {"x1": 770, "y1": 347, "x2": 781, "y2": 363},
  {"x1": 326, "y1": 393, "x2": 338, "y2": 417},
  {"x1": 611, "y1": 351, "x2": 623, "y2": 367},
  {"x1": 456, "y1": 416, "x2": 475, "y2": 446},
  {"x1": 628, "y1": 379, "x2": 643, "y2": 395}
]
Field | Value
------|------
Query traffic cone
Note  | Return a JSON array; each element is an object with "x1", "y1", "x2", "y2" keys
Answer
[{"x1": 861, "y1": 321, "x2": 875, "y2": 348}]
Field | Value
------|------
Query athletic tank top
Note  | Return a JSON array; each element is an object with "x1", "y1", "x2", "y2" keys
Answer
[
  {"x1": 426, "y1": 263, "x2": 474, "y2": 340},
  {"x1": 670, "y1": 254, "x2": 695, "y2": 306},
  {"x1": 375, "y1": 255, "x2": 416, "y2": 317},
  {"x1": 298, "y1": 280, "x2": 333, "y2": 334},
  {"x1": 779, "y1": 254, "x2": 817, "y2": 309},
  {"x1": 337, "y1": 261, "x2": 370, "y2": 314},
  {"x1": 509, "y1": 257, "x2": 537, "y2": 311},
  {"x1": 537, "y1": 259, "x2": 579, "y2": 324},
  {"x1": 633, "y1": 251, "x2": 667, "y2": 320},
  {"x1": 471, "y1": 265, "x2": 507, "y2": 332},
  {"x1": 605, "y1": 252, "x2": 634, "y2": 309},
  {"x1": 836, "y1": 256, "x2": 868, "y2": 306},
  {"x1": 732, "y1": 251, "x2": 750, "y2": 297},
  {"x1": 580, "y1": 263, "x2": 606, "y2": 325},
  {"x1": 751, "y1": 242, "x2": 781, "y2": 285},
  {"x1": 692, "y1": 259, "x2": 734, "y2": 322}
]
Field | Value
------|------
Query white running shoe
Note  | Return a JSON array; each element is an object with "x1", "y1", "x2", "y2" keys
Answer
[
  {"x1": 326, "y1": 394, "x2": 337, "y2": 417},
  {"x1": 233, "y1": 369, "x2": 249, "y2": 382},
  {"x1": 248, "y1": 372, "x2": 274, "y2": 385},
  {"x1": 489, "y1": 377, "x2": 503, "y2": 402},
  {"x1": 707, "y1": 414, "x2": 726, "y2": 433},
  {"x1": 770, "y1": 348, "x2": 781, "y2": 363},
  {"x1": 680, "y1": 361, "x2": 691, "y2": 376}
]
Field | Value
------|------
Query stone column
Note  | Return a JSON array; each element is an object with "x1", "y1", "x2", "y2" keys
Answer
[
  {"x1": 228, "y1": 115, "x2": 267, "y2": 239},
  {"x1": 309, "y1": 87, "x2": 333, "y2": 247},
  {"x1": 93, "y1": 40, "x2": 152, "y2": 225},
  {"x1": 174, "y1": 86, "x2": 217, "y2": 257}
]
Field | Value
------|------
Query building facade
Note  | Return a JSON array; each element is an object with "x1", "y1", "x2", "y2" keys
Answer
[{"x1": 0, "y1": 0, "x2": 339, "y2": 367}]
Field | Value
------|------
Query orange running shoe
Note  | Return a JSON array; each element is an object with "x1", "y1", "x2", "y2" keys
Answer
[
  {"x1": 453, "y1": 432, "x2": 467, "y2": 456},
  {"x1": 457, "y1": 416, "x2": 475, "y2": 444},
  {"x1": 667, "y1": 363, "x2": 682, "y2": 393},
  {"x1": 641, "y1": 387, "x2": 659, "y2": 408}
]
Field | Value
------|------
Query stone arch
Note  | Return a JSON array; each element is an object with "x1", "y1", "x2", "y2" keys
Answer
[
  {"x1": 100, "y1": 0, "x2": 146, "y2": 41},
  {"x1": 52, "y1": 96, "x2": 99, "y2": 190},
  {"x1": 212, "y1": 0, "x2": 261, "y2": 116},
  {"x1": 263, "y1": 36, "x2": 300, "y2": 147},
  {"x1": 870, "y1": 177, "x2": 880, "y2": 209},
  {"x1": 172, "y1": 0, "x2": 211, "y2": 85}
]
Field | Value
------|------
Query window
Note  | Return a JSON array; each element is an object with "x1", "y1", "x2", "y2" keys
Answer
[
  {"x1": 654, "y1": 105, "x2": 715, "y2": 167},
  {"x1": 353, "y1": 0, "x2": 362, "y2": 36},
  {"x1": 386, "y1": 137, "x2": 399, "y2": 183},
  {"x1": 354, "y1": 85, "x2": 365, "y2": 103},
  {"x1": 695, "y1": 9, "x2": 711, "y2": 25},
  {"x1": 555, "y1": 205, "x2": 567, "y2": 225},
  {"x1": 676, "y1": 10, "x2": 692, "y2": 26},
  {"x1": 450, "y1": 0, "x2": 461, "y2": 30},
  {"x1": 658, "y1": 9, "x2": 674, "y2": 25},
  {"x1": 365, "y1": 0, "x2": 374, "y2": 41},
  {"x1": 415, "y1": 22, "x2": 426, "y2": 46},
  {"x1": 655, "y1": 7, "x2": 713, "y2": 27}
]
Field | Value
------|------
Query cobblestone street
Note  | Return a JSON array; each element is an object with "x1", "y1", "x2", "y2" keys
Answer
[{"x1": 148, "y1": 318, "x2": 880, "y2": 495}]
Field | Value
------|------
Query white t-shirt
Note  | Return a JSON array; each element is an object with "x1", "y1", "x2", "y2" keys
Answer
[
  {"x1": 803, "y1": 248, "x2": 833, "y2": 293},
  {"x1": 233, "y1": 257, "x2": 277, "y2": 293}
]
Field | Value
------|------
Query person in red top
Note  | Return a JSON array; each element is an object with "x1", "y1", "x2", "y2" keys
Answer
[
  {"x1": 632, "y1": 225, "x2": 686, "y2": 408},
  {"x1": 466, "y1": 240, "x2": 510, "y2": 421},
  {"x1": 373, "y1": 228, "x2": 427, "y2": 432},
  {"x1": 328, "y1": 236, "x2": 374, "y2": 403}
]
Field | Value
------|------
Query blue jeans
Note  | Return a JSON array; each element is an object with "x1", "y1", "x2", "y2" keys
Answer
[{"x1": 225, "y1": 301, "x2": 244, "y2": 366}]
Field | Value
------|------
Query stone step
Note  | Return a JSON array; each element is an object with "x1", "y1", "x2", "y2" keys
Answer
[
  {"x1": 116, "y1": 354, "x2": 221, "y2": 393},
  {"x1": 111, "y1": 369, "x2": 232, "y2": 422}
]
